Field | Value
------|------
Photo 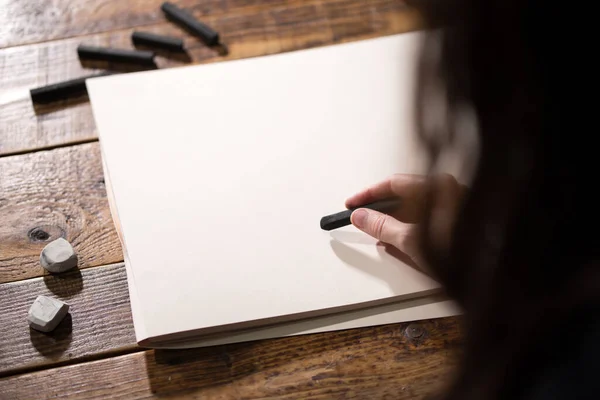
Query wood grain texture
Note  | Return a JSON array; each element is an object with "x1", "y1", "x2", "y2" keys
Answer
[
  {"x1": 0, "y1": 0, "x2": 422, "y2": 156},
  {"x1": 0, "y1": 142, "x2": 123, "y2": 283},
  {"x1": 0, "y1": 258, "x2": 461, "y2": 390},
  {"x1": 0, "y1": 317, "x2": 461, "y2": 399},
  {"x1": 0, "y1": 263, "x2": 137, "y2": 377},
  {"x1": 0, "y1": 0, "x2": 308, "y2": 48}
]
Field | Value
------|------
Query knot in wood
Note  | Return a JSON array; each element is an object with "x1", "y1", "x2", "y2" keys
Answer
[
  {"x1": 405, "y1": 324, "x2": 424, "y2": 339},
  {"x1": 28, "y1": 227, "x2": 50, "y2": 241}
]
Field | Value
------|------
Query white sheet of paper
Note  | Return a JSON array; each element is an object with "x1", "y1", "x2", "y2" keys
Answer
[
  {"x1": 88, "y1": 31, "x2": 459, "y2": 345},
  {"x1": 106, "y1": 157, "x2": 459, "y2": 349},
  {"x1": 151, "y1": 297, "x2": 460, "y2": 349}
]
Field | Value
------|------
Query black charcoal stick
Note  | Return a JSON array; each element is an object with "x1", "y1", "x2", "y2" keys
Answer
[
  {"x1": 30, "y1": 72, "x2": 114, "y2": 104},
  {"x1": 77, "y1": 45, "x2": 155, "y2": 65},
  {"x1": 161, "y1": 2, "x2": 219, "y2": 46},
  {"x1": 132, "y1": 31, "x2": 185, "y2": 52},
  {"x1": 320, "y1": 198, "x2": 402, "y2": 231}
]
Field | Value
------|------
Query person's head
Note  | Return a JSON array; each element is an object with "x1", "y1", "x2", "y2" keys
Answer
[{"x1": 413, "y1": 1, "x2": 598, "y2": 398}]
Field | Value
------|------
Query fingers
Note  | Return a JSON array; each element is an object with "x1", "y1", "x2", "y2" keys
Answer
[
  {"x1": 351, "y1": 207, "x2": 424, "y2": 270},
  {"x1": 345, "y1": 173, "x2": 465, "y2": 273},
  {"x1": 345, "y1": 174, "x2": 427, "y2": 223},
  {"x1": 351, "y1": 208, "x2": 405, "y2": 247}
]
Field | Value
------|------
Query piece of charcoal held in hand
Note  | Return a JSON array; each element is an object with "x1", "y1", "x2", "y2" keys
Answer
[
  {"x1": 40, "y1": 238, "x2": 78, "y2": 273},
  {"x1": 28, "y1": 295, "x2": 70, "y2": 333}
]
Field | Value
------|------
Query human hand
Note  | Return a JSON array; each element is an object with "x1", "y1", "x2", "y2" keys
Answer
[{"x1": 346, "y1": 174, "x2": 465, "y2": 270}]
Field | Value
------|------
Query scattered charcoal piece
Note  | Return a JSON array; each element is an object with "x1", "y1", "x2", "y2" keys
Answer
[
  {"x1": 77, "y1": 45, "x2": 155, "y2": 65},
  {"x1": 161, "y1": 2, "x2": 219, "y2": 46},
  {"x1": 132, "y1": 31, "x2": 185, "y2": 52}
]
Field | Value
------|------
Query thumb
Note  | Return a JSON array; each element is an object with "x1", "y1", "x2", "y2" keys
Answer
[{"x1": 351, "y1": 208, "x2": 403, "y2": 245}]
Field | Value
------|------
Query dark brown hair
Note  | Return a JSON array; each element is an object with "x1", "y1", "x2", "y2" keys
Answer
[{"x1": 415, "y1": 1, "x2": 600, "y2": 398}]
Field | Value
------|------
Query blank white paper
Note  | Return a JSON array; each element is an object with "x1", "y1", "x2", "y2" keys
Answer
[{"x1": 88, "y1": 32, "x2": 459, "y2": 344}]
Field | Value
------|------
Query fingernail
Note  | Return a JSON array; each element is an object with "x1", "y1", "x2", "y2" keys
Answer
[{"x1": 352, "y1": 209, "x2": 369, "y2": 229}]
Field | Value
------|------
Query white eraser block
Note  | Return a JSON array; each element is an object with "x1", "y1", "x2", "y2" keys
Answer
[
  {"x1": 40, "y1": 238, "x2": 78, "y2": 273},
  {"x1": 28, "y1": 295, "x2": 70, "y2": 332}
]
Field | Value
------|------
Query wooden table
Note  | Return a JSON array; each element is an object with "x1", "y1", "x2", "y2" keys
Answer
[{"x1": 0, "y1": 1, "x2": 462, "y2": 398}]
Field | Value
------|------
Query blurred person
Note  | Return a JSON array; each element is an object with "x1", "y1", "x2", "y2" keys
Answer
[{"x1": 346, "y1": 0, "x2": 599, "y2": 398}]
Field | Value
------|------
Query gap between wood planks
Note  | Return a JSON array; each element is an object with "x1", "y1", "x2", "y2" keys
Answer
[
  {"x1": 0, "y1": 138, "x2": 99, "y2": 159},
  {"x1": 0, "y1": 345, "x2": 143, "y2": 379},
  {"x1": 0, "y1": 262, "x2": 136, "y2": 376}
]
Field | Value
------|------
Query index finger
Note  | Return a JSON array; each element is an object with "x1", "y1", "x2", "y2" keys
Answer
[{"x1": 345, "y1": 174, "x2": 427, "y2": 223}]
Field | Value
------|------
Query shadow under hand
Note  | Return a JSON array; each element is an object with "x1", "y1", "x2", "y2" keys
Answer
[
  {"x1": 330, "y1": 239, "x2": 398, "y2": 286},
  {"x1": 329, "y1": 230, "x2": 427, "y2": 275},
  {"x1": 329, "y1": 230, "x2": 379, "y2": 245},
  {"x1": 329, "y1": 239, "x2": 434, "y2": 297},
  {"x1": 29, "y1": 313, "x2": 73, "y2": 359},
  {"x1": 43, "y1": 268, "x2": 83, "y2": 298},
  {"x1": 381, "y1": 242, "x2": 423, "y2": 273}
]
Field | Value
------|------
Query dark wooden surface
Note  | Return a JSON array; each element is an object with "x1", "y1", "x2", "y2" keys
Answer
[
  {"x1": 0, "y1": 143, "x2": 122, "y2": 284},
  {"x1": 0, "y1": 263, "x2": 136, "y2": 377},
  {"x1": 0, "y1": 1, "x2": 460, "y2": 398},
  {"x1": 0, "y1": 319, "x2": 461, "y2": 400}
]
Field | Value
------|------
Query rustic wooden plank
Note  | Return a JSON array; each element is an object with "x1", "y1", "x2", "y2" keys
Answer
[
  {"x1": 0, "y1": 256, "x2": 461, "y2": 384},
  {"x1": 0, "y1": 254, "x2": 462, "y2": 388},
  {"x1": 0, "y1": 0, "x2": 312, "y2": 49},
  {"x1": 0, "y1": 0, "x2": 421, "y2": 156},
  {"x1": 0, "y1": 316, "x2": 461, "y2": 399},
  {"x1": 0, "y1": 142, "x2": 123, "y2": 283},
  {"x1": 0, "y1": 263, "x2": 137, "y2": 377}
]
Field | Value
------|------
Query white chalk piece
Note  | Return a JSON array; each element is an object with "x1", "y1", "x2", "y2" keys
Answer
[
  {"x1": 40, "y1": 238, "x2": 78, "y2": 273},
  {"x1": 28, "y1": 295, "x2": 70, "y2": 332}
]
